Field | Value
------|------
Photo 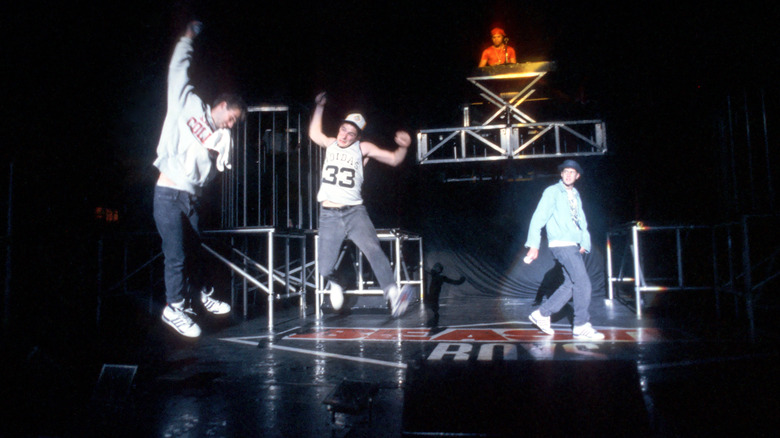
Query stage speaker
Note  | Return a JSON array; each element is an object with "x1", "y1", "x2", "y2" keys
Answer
[{"x1": 402, "y1": 360, "x2": 650, "y2": 437}]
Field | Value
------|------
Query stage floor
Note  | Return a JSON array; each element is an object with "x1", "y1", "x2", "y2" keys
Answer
[{"x1": 12, "y1": 291, "x2": 780, "y2": 437}]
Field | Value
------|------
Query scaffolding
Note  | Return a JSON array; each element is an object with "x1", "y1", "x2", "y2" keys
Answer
[
  {"x1": 417, "y1": 61, "x2": 607, "y2": 166},
  {"x1": 606, "y1": 223, "x2": 714, "y2": 318},
  {"x1": 204, "y1": 105, "x2": 318, "y2": 329},
  {"x1": 607, "y1": 217, "x2": 780, "y2": 339}
]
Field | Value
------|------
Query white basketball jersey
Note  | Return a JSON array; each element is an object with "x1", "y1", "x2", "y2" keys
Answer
[{"x1": 317, "y1": 140, "x2": 365, "y2": 205}]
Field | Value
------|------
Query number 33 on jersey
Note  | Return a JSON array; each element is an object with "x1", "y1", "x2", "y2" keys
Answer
[{"x1": 317, "y1": 141, "x2": 365, "y2": 205}]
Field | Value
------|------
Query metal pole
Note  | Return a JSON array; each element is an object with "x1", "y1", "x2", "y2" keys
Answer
[
  {"x1": 760, "y1": 89, "x2": 774, "y2": 211},
  {"x1": 461, "y1": 106, "x2": 468, "y2": 158},
  {"x1": 285, "y1": 110, "x2": 291, "y2": 228},
  {"x1": 744, "y1": 92, "x2": 756, "y2": 212},
  {"x1": 284, "y1": 236, "x2": 291, "y2": 296},
  {"x1": 300, "y1": 235, "x2": 306, "y2": 317},
  {"x1": 741, "y1": 216, "x2": 754, "y2": 341},
  {"x1": 272, "y1": 113, "x2": 278, "y2": 228},
  {"x1": 394, "y1": 235, "x2": 401, "y2": 286},
  {"x1": 307, "y1": 138, "x2": 314, "y2": 230},
  {"x1": 632, "y1": 225, "x2": 642, "y2": 318},
  {"x1": 268, "y1": 230, "x2": 274, "y2": 331},
  {"x1": 315, "y1": 235, "x2": 320, "y2": 317},
  {"x1": 297, "y1": 113, "x2": 303, "y2": 229},
  {"x1": 243, "y1": 236, "x2": 248, "y2": 318},
  {"x1": 606, "y1": 233, "x2": 614, "y2": 300},
  {"x1": 419, "y1": 237, "x2": 425, "y2": 301},
  {"x1": 676, "y1": 228, "x2": 684, "y2": 289},
  {"x1": 258, "y1": 112, "x2": 263, "y2": 226},
  {"x1": 230, "y1": 236, "x2": 236, "y2": 311},
  {"x1": 727, "y1": 96, "x2": 739, "y2": 211}
]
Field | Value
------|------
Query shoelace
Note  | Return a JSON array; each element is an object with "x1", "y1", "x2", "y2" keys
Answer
[{"x1": 169, "y1": 307, "x2": 195, "y2": 328}]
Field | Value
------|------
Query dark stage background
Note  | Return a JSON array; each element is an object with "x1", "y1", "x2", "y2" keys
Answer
[{"x1": 2, "y1": 1, "x2": 779, "y2": 419}]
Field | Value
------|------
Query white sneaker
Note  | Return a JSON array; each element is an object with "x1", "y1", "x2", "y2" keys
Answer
[
  {"x1": 389, "y1": 284, "x2": 413, "y2": 318},
  {"x1": 573, "y1": 322, "x2": 605, "y2": 340},
  {"x1": 328, "y1": 281, "x2": 344, "y2": 311},
  {"x1": 162, "y1": 301, "x2": 201, "y2": 338},
  {"x1": 200, "y1": 288, "x2": 231, "y2": 315},
  {"x1": 529, "y1": 310, "x2": 555, "y2": 335}
]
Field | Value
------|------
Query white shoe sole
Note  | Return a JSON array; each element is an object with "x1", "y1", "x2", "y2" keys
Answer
[
  {"x1": 329, "y1": 283, "x2": 344, "y2": 311},
  {"x1": 573, "y1": 332, "x2": 605, "y2": 341},
  {"x1": 529, "y1": 312, "x2": 555, "y2": 335},
  {"x1": 161, "y1": 313, "x2": 201, "y2": 338}
]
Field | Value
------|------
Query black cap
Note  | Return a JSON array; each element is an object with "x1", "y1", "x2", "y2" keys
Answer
[{"x1": 557, "y1": 159, "x2": 583, "y2": 175}]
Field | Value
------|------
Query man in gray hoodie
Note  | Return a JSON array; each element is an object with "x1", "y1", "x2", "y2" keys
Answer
[{"x1": 153, "y1": 21, "x2": 246, "y2": 338}]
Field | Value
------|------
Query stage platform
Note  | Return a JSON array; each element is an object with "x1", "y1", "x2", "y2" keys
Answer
[{"x1": 5, "y1": 290, "x2": 780, "y2": 437}]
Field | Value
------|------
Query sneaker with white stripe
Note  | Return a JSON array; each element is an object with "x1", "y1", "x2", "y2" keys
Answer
[
  {"x1": 201, "y1": 288, "x2": 231, "y2": 315},
  {"x1": 162, "y1": 302, "x2": 201, "y2": 338},
  {"x1": 529, "y1": 309, "x2": 555, "y2": 335},
  {"x1": 573, "y1": 322, "x2": 605, "y2": 340}
]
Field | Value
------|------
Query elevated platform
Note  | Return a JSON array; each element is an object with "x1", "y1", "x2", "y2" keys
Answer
[{"x1": 417, "y1": 60, "x2": 606, "y2": 166}]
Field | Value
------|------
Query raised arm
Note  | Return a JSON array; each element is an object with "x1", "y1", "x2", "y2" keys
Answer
[
  {"x1": 167, "y1": 21, "x2": 202, "y2": 110},
  {"x1": 360, "y1": 131, "x2": 411, "y2": 167},
  {"x1": 309, "y1": 92, "x2": 335, "y2": 148}
]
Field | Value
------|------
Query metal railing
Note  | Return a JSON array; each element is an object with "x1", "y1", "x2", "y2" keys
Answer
[
  {"x1": 606, "y1": 217, "x2": 780, "y2": 340},
  {"x1": 417, "y1": 120, "x2": 606, "y2": 165}
]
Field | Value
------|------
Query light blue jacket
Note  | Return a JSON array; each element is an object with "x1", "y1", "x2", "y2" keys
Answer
[{"x1": 525, "y1": 180, "x2": 591, "y2": 253}]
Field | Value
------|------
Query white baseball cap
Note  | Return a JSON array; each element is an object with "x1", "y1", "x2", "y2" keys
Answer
[{"x1": 343, "y1": 113, "x2": 366, "y2": 131}]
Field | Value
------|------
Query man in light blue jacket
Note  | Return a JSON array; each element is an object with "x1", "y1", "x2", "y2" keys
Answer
[{"x1": 525, "y1": 160, "x2": 604, "y2": 340}]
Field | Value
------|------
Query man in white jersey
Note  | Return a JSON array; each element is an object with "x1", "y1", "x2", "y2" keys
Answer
[
  {"x1": 153, "y1": 21, "x2": 246, "y2": 338},
  {"x1": 309, "y1": 92, "x2": 414, "y2": 317}
]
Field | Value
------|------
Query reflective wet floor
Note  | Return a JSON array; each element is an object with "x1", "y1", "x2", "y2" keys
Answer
[{"x1": 6, "y1": 290, "x2": 779, "y2": 437}]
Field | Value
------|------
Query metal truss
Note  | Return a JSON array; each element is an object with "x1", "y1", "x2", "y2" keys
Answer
[
  {"x1": 417, "y1": 120, "x2": 607, "y2": 164},
  {"x1": 417, "y1": 61, "x2": 607, "y2": 165}
]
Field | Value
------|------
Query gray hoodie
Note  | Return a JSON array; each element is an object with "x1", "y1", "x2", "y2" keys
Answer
[{"x1": 153, "y1": 36, "x2": 217, "y2": 195}]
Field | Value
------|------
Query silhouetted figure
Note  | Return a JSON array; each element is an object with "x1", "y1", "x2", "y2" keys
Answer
[{"x1": 425, "y1": 263, "x2": 465, "y2": 327}]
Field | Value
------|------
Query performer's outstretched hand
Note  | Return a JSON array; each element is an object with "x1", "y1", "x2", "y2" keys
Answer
[
  {"x1": 315, "y1": 92, "x2": 327, "y2": 106},
  {"x1": 185, "y1": 21, "x2": 203, "y2": 39}
]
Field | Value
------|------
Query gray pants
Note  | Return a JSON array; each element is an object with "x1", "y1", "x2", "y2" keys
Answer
[
  {"x1": 318, "y1": 204, "x2": 395, "y2": 297},
  {"x1": 538, "y1": 246, "x2": 592, "y2": 327}
]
